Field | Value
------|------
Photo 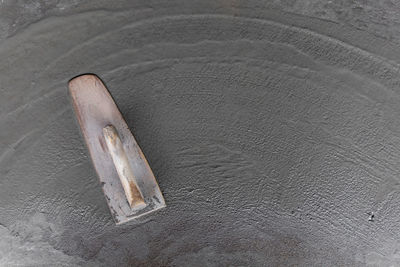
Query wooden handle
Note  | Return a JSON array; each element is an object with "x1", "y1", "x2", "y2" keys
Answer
[{"x1": 103, "y1": 125, "x2": 146, "y2": 209}]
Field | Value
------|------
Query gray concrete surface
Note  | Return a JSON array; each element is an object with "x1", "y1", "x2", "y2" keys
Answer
[{"x1": 1, "y1": 0, "x2": 400, "y2": 266}]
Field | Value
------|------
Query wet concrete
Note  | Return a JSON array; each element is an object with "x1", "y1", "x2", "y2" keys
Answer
[{"x1": 1, "y1": 0, "x2": 400, "y2": 266}]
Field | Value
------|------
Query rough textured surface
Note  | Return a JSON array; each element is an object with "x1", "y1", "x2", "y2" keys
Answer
[{"x1": 2, "y1": 0, "x2": 400, "y2": 266}]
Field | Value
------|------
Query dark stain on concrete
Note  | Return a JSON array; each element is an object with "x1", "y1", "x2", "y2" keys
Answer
[{"x1": 1, "y1": 0, "x2": 400, "y2": 266}]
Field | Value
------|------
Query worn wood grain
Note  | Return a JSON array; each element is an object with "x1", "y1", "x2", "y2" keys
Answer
[{"x1": 103, "y1": 125, "x2": 146, "y2": 209}]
